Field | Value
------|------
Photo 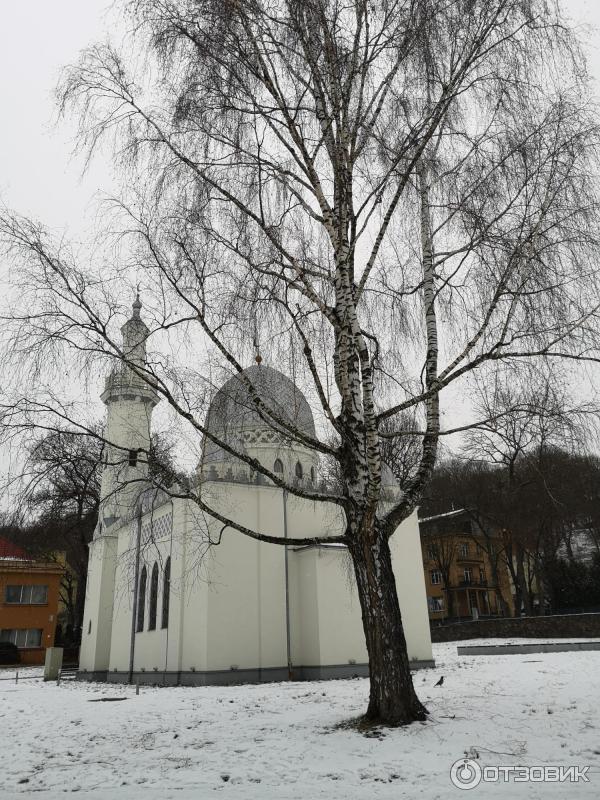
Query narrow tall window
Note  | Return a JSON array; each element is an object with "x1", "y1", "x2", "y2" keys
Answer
[
  {"x1": 128, "y1": 449, "x2": 138, "y2": 467},
  {"x1": 310, "y1": 466, "x2": 315, "y2": 483},
  {"x1": 136, "y1": 566, "x2": 147, "y2": 633},
  {"x1": 273, "y1": 458, "x2": 283, "y2": 474},
  {"x1": 161, "y1": 557, "x2": 171, "y2": 629},
  {"x1": 148, "y1": 563, "x2": 159, "y2": 631},
  {"x1": 295, "y1": 461, "x2": 303, "y2": 479}
]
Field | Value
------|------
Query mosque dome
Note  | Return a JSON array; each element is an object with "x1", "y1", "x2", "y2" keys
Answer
[{"x1": 202, "y1": 364, "x2": 316, "y2": 476}]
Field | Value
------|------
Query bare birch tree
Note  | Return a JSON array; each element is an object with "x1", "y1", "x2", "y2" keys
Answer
[{"x1": 2, "y1": 0, "x2": 600, "y2": 724}]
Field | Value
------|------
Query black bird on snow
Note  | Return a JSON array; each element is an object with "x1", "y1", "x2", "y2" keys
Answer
[{"x1": 434, "y1": 676, "x2": 444, "y2": 687}]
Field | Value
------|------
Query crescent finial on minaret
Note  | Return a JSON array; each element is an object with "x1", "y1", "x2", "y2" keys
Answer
[
  {"x1": 132, "y1": 288, "x2": 142, "y2": 319},
  {"x1": 253, "y1": 335, "x2": 262, "y2": 365}
]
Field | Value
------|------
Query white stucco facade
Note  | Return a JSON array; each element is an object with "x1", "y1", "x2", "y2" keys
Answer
[{"x1": 79, "y1": 303, "x2": 434, "y2": 685}]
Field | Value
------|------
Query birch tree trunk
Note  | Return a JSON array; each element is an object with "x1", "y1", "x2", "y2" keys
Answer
[
  {"x1": 2, "y1": 0, "x2": 600, "y2": 730},
  {"x1": 348, "y1": 525, "x2": 427, "y2": 725}
]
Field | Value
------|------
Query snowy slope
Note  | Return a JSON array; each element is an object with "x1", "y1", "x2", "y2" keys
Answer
[{"x1": 1, "y1": 640, "x2": 599, "y2": 799}]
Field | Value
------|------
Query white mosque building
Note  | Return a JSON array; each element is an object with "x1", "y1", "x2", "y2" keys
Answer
[{"x1": 78, "y1": 300, "x2": 434, "y2": 685}]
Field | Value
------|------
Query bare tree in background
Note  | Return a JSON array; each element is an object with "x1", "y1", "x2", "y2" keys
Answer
[
  {"x1": 2, "y1": 0, "x2": 600, "y2": 725},
  {"x1": 464, "y1": 371, "x2": 595, "y2": 613},
  {"x1": 421, "y1": 460, "x2": 512, "y2": 616},
  {"x1": 424, "y1": 369, "x2": 598, "y2": 614},
  {"x1": 421, "y1": 530, "x2": 458, "y2": 619},
  {"x1": 4, "y1": 428, "x2": 103, "y2": 635},
  {"x1": 570, "y1": 454, "x2": 600, "y2": 558},
  {"x1": 2, "y1": 426, "x2": 181, "y2": 635}
]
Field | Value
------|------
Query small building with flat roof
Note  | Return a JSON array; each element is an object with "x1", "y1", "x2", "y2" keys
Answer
[{"x1": 0, "y1": 538, "x2": 64, "y2": 665}]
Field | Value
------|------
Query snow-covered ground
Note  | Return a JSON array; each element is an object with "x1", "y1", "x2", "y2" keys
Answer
[{"x1": 1, "y1": 640, "x2": 599, "y2": 799}]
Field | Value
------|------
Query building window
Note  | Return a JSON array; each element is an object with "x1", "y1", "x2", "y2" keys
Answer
[
  {"x1": 128, "y1": 449, "x2": 138, "y2": 467},
  {"x1": 162, "y1": 557, "x2": 171, "y2": 629},
  {"x1": 0, "y1": 629, "x2": 43, "y2": 648},
  {"x1": 273, "y1": 458, "x2": 283, "y2": 474},
  {"x1": 481, "y1": 590, "x2": 490, "y2": 614},
  {"x1": 310, "y1": 466, "x2": 315, "y2": 483},
  {"x1": 427, "y1": 545, "x2": 438, "y2": 560},
  {"x1": 148, "y1": 563, "x2": 159, "y2": 631},
  {"x1": 463, "y1": 568, "x2": 472, "y2": 584},
  {"x1": 5, "y1": 585, "x2": 48, "y2": 605},
  {"x1": 476, "y1": 542, "x2": 483, "y2": 555},
  {"x1": 428, "y1": 597, "x2": 444, "y2": 613},
  {"x1": 137, "y1": 566, "x2": 147, "y2": 633},
  {"x1": 295, "y1": 461, "x2": 303, "y2": 479},
  {"x1": 479, "y1": 567, "x2": 486, "y2": 583},
  {"x1": 459, "y1": 542, "x2": 469, "y2": 557},
  {"x1": 430, "y1": 570, "x2": 442, "y2": 585}
]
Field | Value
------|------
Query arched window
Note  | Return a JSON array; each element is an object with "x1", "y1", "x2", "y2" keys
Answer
[
  {"x1": 161, "y1": 557, "x2": 171, "y2": 629},
  {"x1": 295, "y1": 461, "x2": 303, "y2": 479},
  {"x1": 310, "y1": 466, "x2": 315, "y2": 483},
  {"x1": 136, "y1": 566, "x2": 147, "y2": 632},
  {"x1": 148, "y1": 562, "x2": 159, "y2": 631},
  {"x1": 273, "y1": 458, "x2": 283, "y2": 474}
]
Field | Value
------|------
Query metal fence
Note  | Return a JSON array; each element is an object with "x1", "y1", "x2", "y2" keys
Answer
[{"x1": 0, "y1": 666, "x2": 78, "y2": 684}]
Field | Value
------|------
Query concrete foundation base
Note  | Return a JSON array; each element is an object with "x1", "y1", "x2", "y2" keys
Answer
[{"x1": 77, "y1": 659, "x2": 435, "y2": 686}]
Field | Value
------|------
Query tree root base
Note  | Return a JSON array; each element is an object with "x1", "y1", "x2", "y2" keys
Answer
[{"x1": 333, "y1": 705, "x2": 429, "y2": 734}]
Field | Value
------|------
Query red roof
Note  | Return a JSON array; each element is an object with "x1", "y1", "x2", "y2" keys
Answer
[{"x1": 0, "y1": 537, "x2": 29, "y2": 559}]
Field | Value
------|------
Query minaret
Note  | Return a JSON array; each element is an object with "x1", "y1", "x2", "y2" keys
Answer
[{"x1": 96, "y1": 296, "x2": 159, "y2": 534}]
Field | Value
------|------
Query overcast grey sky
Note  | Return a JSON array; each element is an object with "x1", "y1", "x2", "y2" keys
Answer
[
  {"x1": 0, "y1": 0, "x2": 598, "y2": 501},
  {"x1": 0, "y1": 1, "x2": 116, "y2": 235},
  {"x1": 1, "y1": 1, "x2": 599, "y2": 240}
]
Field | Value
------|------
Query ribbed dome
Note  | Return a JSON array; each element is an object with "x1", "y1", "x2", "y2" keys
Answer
[{"x1": 202, "y1": 365, "x2": 316, "y2": 469}]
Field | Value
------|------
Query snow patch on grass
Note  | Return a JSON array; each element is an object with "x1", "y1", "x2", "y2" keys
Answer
[{"x1": 1, "y1": 640, "x2": 599, "y2": 798}]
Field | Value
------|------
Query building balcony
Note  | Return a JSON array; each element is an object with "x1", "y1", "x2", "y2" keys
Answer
[{"x1": 458, "y1": 579, "x2": 488, "y2": 587}]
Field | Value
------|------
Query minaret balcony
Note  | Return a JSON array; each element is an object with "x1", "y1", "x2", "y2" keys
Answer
[{"x1": 101, "y1": 368, "x2": 159, "y2": 406}]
